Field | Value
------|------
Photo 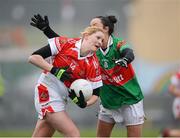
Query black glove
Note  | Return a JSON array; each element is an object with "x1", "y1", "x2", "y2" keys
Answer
[
  {"x1": 68, "y1": 89, "x2": 87, "y2": 108},
  {"x1": 30, "y1": 14, "x2": 49, "y2": 31},
  {"x1": 114, "y1": 57, "x2": 128, "y2": 68},
  {"x1": 50, "y1": 67, "x2": 72, "y2": 82}
]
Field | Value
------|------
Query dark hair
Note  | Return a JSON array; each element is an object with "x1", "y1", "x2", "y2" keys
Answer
[{"x1": 95, "y1": 15, "x2": 117, "y2": 35}]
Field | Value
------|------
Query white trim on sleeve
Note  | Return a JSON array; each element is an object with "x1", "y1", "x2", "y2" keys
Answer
[{"x1": 48, "y1": 38, "x2": 59, "y2": 56}]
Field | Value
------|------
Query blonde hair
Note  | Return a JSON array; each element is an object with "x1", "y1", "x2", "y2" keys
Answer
[{"x1": 81, "y1": 26, "x2": 104, "y2": 36}]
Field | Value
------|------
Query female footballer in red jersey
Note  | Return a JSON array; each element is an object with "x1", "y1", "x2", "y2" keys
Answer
[
  {"x1": 28, "y1": 26, "x2": 104, "y2": 137},
  {"x1": 30, "y1": 14, "x2": 144, "y2": 137}
]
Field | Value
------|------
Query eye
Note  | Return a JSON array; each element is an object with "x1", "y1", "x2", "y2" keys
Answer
[
  {"x1": 97, "y1": 35, "x2": 103, "y2": 40},
  {"x1": 97, "y1": 36, "x2": 100, "y2": 39}
]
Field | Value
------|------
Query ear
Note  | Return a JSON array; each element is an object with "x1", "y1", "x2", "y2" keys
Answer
[{"x1": 83, "y1": 33, "x2": 89, "y2": 40}]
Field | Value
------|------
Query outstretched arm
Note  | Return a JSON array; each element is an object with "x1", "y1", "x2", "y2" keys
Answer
[
  {"x1": 30, "y1": 14, "x2": 60, "y2": 38},
  {"x1": 114, "y1": 48, "x2": 135, "y2": 68}
]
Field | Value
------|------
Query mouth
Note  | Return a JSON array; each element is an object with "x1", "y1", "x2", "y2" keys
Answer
[{"x1": 94, "y1": 45, "x2": 100, "y2": 49}]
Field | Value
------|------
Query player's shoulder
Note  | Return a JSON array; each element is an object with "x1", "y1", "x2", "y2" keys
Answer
[
  {"x1": 112, "y1": 35, "x2": 127, "y2": 49},
  {"x1": 58, "y1": 36, "x2": 80, "y2": 43},
  {"x1": 55, "y1": 36, "x2": 80, "y2": 52},
  {"x1": 112, "y1": 35, "x2": 124, "y2": 42},
  {"x1": 57, "y1": 36, "x2": 69, "y2": 45},
  {"x1": 66, "y1": 37, "x2": 81, "y2": 45}
]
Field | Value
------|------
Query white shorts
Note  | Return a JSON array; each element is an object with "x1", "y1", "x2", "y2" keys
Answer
[
  {"x1": 98, "y1": 100, "x2": 145, "y2": 126},
  {"x1": 172, "y1": 98, "x2": 180, "y2": 119},
  {"x1": 34, "y1": 73, "x2": 69, "y2": 119}
]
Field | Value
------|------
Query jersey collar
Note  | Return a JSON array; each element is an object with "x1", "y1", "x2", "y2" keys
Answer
[
  {"x1": 100, "y1": 35, "x2": 113, "y2": 55},
  {"x1": 75, "y1": 38, "x2": 94, "y2": 59}
]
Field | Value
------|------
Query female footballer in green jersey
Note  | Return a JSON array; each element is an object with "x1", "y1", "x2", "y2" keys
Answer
[{"x1": 30, "y1": 14, "x2": 145, "y2": 137}]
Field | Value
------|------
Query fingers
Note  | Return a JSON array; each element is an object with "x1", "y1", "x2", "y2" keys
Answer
[
  {"x1": 63, "y1": 66, "x2": 73, "y2": 78},
  {"x1": 31, "y1": 17, "x2": 37, "y2": 23},
  {"x1": 66, "y1": 71, "x2": 72, "y2": 78},
  {"x1": 30, "y1": 22, "x2": 37, "y2": 27},
  {"x1": 33, "y1": 14, "x2": 43, "y2": 20},
  {"x1": 79, "y1": 90, "x2": 85, "y2": 99},
  {"x1": 68, "y1": 89, "x2": 78, "y2": 100},
  {"x1": 37, "y1": 14, "x2": 43, "y2": 20},
  {"x1": 32, "y1": 14, "x2": 40, "y2": 21},
  {"x1": 115, "y1": 59, "x2": 128, "y2": 68},
  {"x1": 30, "y1": 14, "x2": 48, "y2": 30},
  {"x1": 44, "y1": 15, "x2": 49, "y2": 23},
  {"x1": 31, "y1": 14, "x2": 44, "y2": 23},
  {"x1": 69, "y1": 89, "x2": 75, "y2": 93},
  {"x1": 30, "y1": 16, "x2": 37, "y2": 27},
  {"x1": 62, "y1": 73, "x2": 72, "y2": 81},
  {"x1": 65, "y1": 66, "x2": 72, "y2": 74},
  {"x1": 69, "y1": 89, "x2": 76, "y2": 96},
  {"x1": 34, "y1": 14, "x2": 38, "y2": 20}
]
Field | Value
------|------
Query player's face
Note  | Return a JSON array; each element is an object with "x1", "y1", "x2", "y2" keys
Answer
[
  {"x1": 90, "y1": 18, "x2": 104, "y2": 30},
  {"x1": 90, "y1": 18, "x2": 109, "y2": 49},
  {"x1": 86, "y1": 31, "x2": 104, "y2": 52}
]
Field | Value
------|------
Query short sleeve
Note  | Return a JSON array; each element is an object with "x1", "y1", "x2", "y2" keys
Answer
[
  {"x1": 48, "y1": 36, "x2": 68, "y2": 56},
  {"x1": 117, "y1": 40, "x2": 130, "y2": 52},
  {"x1": 48, "y1": 37, "x2": 59, "y2": 56}
]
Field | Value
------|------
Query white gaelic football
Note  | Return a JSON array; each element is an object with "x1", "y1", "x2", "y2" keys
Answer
[{"x1": 70, "y1": 79, "x2": 93, "y2": 101}]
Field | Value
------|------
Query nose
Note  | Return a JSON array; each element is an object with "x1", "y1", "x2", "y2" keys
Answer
[{"x1": 98, "y1": 39, "x2": 103, "y2": 47}]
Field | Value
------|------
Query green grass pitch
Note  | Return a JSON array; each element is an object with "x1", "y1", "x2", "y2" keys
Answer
[{"x1": 0, "y1": 127, "x2": 161, "y2": 137}]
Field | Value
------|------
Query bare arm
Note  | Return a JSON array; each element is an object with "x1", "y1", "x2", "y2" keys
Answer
[
  {"x1": 86, "y1": 87, "x2": 100, "y2": 106},
  {"x1": 28, "y1": 44, "x2": 53, "y2": 71},
  {"x1": 86, "y1": 95, "x2": 98, "y2": 106},
  {"x1": 28, "y1": 54, "x2": 53, "y2": 71}
]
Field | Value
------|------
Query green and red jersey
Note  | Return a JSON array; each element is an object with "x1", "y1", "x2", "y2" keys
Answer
[{"x1": 96, "y1": 35, "x2": 144, "y2": 109}]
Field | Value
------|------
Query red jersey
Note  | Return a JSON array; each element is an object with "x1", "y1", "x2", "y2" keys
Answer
[{"x1": 47, "y1": 36, "x2": 102, "y2": 89}]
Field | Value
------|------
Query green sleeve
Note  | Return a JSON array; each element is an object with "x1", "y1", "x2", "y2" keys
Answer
[
  {"x1": 112, "y1": 35, "x2": 131, "y2": 52},
  {"x1": 119, "y1": 43, "x2": 130, "y2": 52}
]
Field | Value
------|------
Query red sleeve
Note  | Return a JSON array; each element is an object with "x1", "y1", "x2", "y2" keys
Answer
[{"x1": 117, "y1": 40, "x2": 126, "y2": 50}]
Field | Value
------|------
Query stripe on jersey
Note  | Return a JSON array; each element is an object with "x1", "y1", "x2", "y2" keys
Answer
[{"x1": 48, "y1": 38, "x2": 59, "y2": 56}]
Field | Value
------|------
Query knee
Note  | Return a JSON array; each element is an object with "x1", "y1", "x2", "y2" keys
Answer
[
  {"x1": 64, "y1": 128, "x2": 80, "y2": 137},
  {"x1": 71, "y1": 130, "x2": 80, "y2": 137}
]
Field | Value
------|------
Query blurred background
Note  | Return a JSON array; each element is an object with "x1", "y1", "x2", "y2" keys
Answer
[{"x1": 0, "y1": 0, "x2": 179, "y2": 137}]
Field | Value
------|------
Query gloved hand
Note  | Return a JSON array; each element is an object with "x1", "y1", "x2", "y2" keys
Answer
[
  {"x1": 68, "y1": 89, "x2": 87, "y2": 108},
  {"x1": 50, "y1": 67, "x2": 72, "y2": 82},
  {"x1": 30, "y1": 14, "x2": 49, "y2": 31},
  {"x1": 114, "y1": 57, "x2": 128, "y2": 68}
]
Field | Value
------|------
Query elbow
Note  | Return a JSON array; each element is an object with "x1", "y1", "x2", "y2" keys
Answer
[
  {"x1": 126, "y1": 52, "x2": 135, "y2": 64},
  {"x1": 92, "y1": 95, "x2": 99, "y2": 101},
  {"x1": 129, "y1": 48, "x2": 135, "y2": 61},
  {"x1": 131, "y1": 52, "x2": 135, "y2": 61},
  {"x1": 28, "y1": 54, "x2": 39, "y2": 64},
  {"x1": 28, "y1": 55, "x2": 33, "y2": 64},
  {"x1": 122, "y1": 48, "x2": 135, "y2": 63}
]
